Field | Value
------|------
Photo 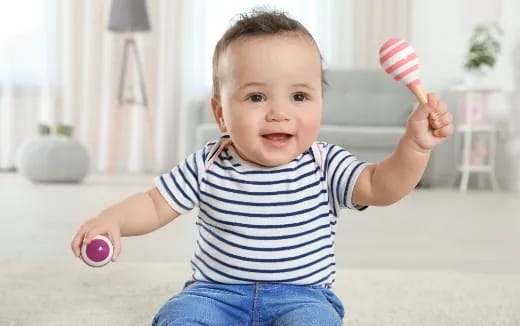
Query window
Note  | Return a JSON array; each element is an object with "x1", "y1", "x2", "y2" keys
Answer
[{"x1": 0, "y1": 0, "x2": 56, "y2": 87}]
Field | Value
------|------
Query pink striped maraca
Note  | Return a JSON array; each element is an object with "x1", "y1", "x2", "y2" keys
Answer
[{"x1": 379, "y1": 38, "x2": 428, "y2": 106}]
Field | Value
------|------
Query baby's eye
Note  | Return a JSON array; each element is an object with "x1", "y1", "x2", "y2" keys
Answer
[
  {"x1": 293, "y1": 93, "x2": 308, "y2": 102},
  {"x1": 248, "y1": 94, "x2": 265, "y2": 102}
]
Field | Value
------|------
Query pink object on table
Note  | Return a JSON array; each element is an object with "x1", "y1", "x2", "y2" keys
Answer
[
  {"x1": 81, "y1": 235, "x2": 114, "y2": 267},
  {"x1": 379, "y1": 38, "x2": 428, "y2": 105}
]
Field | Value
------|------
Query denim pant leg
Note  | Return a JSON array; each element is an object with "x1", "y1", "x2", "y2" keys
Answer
[
  {"x1": 261, "y1": 285, "x2": 345, "y2": 326},
  {"x1": 152, "y1": 281, "x2": 253, "y2": 326}
]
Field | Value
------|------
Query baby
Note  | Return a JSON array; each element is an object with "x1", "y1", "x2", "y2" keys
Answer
[{"x1": 71, "y1": 9, "x2": 453, "y2": 326}]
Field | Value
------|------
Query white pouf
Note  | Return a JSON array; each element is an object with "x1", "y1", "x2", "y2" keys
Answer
[{"x1": 17, "y1": 136, "x2": 90, "y2": 183}]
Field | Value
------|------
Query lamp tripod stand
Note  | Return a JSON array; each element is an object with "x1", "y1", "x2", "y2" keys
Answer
[{"x1": 108, "y1": 37, "x2": 158, "y2": 173}]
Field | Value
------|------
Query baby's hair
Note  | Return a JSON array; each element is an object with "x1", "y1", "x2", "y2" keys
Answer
[{"x1": 212, "y1": 8, "x2": 325, "y2": 97}]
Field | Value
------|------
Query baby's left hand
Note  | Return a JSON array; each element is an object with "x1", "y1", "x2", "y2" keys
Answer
[{"x1": 405, "y1": 93, "x2": 453, "y2": 152}]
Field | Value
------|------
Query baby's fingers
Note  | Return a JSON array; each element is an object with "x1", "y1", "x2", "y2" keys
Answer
[
  {"x1": 71, "y1": 224, "x2": 90, "y2": 258},
  {"x1": 106, "y1": 231, "x2": 122, "y2": 262},
  {"x1": 83, "y1": 227, "x2": 110, "y2": 245},
  {"x1": 430, "y1": 111, "x2": 453, "y2": 130},
  {"x1": 433, "y1": 123, "x2": 454, "y2": 138}
]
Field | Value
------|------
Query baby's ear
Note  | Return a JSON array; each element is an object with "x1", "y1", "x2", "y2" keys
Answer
[{"x1": 210, "y1": 96, "x2": 227, "y2": 132}]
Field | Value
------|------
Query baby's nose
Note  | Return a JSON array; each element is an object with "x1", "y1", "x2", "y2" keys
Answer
[{"x1": 266, "y1": 105, "x2": 289, "y2": 122}]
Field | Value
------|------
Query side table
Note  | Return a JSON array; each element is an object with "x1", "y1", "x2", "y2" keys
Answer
[{"x1": 452, "y1": 86, "x2": 500, "y2": 192}]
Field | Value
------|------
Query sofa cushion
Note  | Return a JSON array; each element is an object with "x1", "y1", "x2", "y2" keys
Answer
[
  {"x1": 319, "y1": 126, "x2": 404, "y2": 148},
  {"x1": 322, "y1": 69, "x2": 416, "y2": 127},
  {"x1": 322, "y1": 90, "x2": 414, "y2": 126}
]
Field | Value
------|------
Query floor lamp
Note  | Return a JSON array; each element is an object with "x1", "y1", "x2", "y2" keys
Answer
[{"x1": 107, "y1": 0, "x2": 157, "y2": 173}]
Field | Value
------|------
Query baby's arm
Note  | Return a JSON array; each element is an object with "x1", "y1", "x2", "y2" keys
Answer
[
  {"x1": 70, "y1": 187, "x2": 179, "y2": 261},
  {"x1": 353, "y1": 136, "x2": 430, "y2": 206},
  {"x1": 353, "y1": 93, "x2": 453, "y2": 206}
]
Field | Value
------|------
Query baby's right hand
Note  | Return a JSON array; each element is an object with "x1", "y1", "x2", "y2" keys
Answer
[{"x1": 70, "y1": 214, "x2": 122, "y2": 262}]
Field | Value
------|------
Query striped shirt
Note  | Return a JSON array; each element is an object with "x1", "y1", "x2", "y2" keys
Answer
[{"x1": 155, "y1": 135, "x2": 368, "y2": 287}]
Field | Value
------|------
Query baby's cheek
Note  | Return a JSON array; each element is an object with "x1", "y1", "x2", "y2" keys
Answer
[
  {"x1": 230, "y1": 119, "x2": 255, "y2": 140},
  {"x1": 303, "y1": 118, "x2": 321, "y2": 138}
]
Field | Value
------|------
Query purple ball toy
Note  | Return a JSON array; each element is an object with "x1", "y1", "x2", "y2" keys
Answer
[{"x1": 81, "y1": 235, "x2": 114, "y2": 267}]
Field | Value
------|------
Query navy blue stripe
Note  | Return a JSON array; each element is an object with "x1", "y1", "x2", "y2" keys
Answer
[
  {"x1": 219, "y1": 153, "x2": 233, "y2": 160},
  {"x1": 206, "y1": 166, "x2": 319, "y2": 185},
  {"x1": 330, "y1": 154, "x2": 353, "y2": 215},
  {"x1": 199, "y1": 208, "x2": 329, "y2": 229},
  {"x1": 291, "y1": 154, "x2": 306, "y2": 163},
  {"x1": 159, "y1": 175, "x2": 190, "y2": 211},
  {"x1": 200, "y1": 199, "x2": 329, "y2": 218},
  {"x1": 333, "y1": 169, "x2": 347, "y2": 203},
  {"x1": 205, "y1": 142, "x2": 220, "y2": 164},
  {"x1": 185, "y1": 154, "x2": 197, "y2": 180},
  {"x1": 193, "y1": 254, "x2": 335, "y2": 283},
  {"x1": 170, "y1": 171, "x2": 194, "y2": 206},
  {"x1": 198, "y1": 215, "x2": 330, "y2": 240},
  {"x1": 198, "y1": 231, "x2": 333, "y2": 263},
  {"x1": 191, "y1": 260, "x2": 218, "y2": 283},
  {"x1": 202, "y1": 177, "x2": 324, "y2": 196},
  {"x1": 334, "y1": 163, "x2": 351, "y2": 206},
  {"x1": 344, "y1": 162, "x2": 365, "y2": 207},
  {"x1": 324, "y1": 145, "x2": 339, "y2": 177},
  {"x1": 196, "y1": 244, "x2": 334, "y2": 274},
  {"x1": 178, "y1": 168, "x2": 200, "y2": 201},
  {"x1": 193, "y1": 153, "x2": 201, "y2": 193},
  {"x1": 308, "y1": 270, "x2": 336, "y2": 286},
  {"x1": 204, "y1": 141, "x2": 218, "y2": 157},
  {"x1": 201, "y1": 145, "x2": 208, "y2": 163},
  {"x1": 213, "y1": 159, "x2": 314, "y2": 175},
  {"x1": 200, "y1": 189, "x2": 326, "y2": 207},
  {"x1": 197, "y1": 222, "x2": 330, "y2": 251}
]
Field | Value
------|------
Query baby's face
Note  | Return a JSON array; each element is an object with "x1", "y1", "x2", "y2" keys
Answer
[{"x1": 212, "y1": 33, "x2": 323, "y2": 167}]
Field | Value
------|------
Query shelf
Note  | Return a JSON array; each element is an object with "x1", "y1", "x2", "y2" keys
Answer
[
  {"x1": 456, "y1": 124, "x2": 495, "y2": 132},
  {"x1": 450, "y1": 85, "x2": 503, "y2": 93},
  {"x1": 457, "y1": 165, "x2": 492, "y2": 172}
]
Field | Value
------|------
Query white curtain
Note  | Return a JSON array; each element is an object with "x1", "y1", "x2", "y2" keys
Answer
[
  {"x1": 61, "y1": 0, "x2": 207, "y2": 173},
  {"x1": 1, "y1": 0, "x2": 413, "y2": 173},
  {"x1": 0, "y1": 1, "x2": 51, "y2": 170},
  {"x1": 352, "y1": 0, "x2": 412, "y2": 69},
  {"x1": 0, "y1": 0, "x2": 207, "y2": 173}
]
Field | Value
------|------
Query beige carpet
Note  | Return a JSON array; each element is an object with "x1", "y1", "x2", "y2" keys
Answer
[{"x1": 1, "y1": 261, "x2": 519, "y2": 326}]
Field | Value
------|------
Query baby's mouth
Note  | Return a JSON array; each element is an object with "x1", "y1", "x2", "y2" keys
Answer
[
  {"x1": 262, "y1": 133, "x2": 292, "y2": 141},
  {"x1": 261, "y1": 133, "x2": 293, "y2": 147}
]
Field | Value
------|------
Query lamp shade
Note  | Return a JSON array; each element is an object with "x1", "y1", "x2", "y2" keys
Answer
[{"x1": 108, "y1": 0, "x2": 150, "y2": 32}]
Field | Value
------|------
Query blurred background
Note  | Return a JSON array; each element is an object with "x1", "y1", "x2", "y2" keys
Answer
[
  {"x1": 0, "y1": 0, "x2": 519, "y2": 192},
  {"x1": 1, "y1": 1, "x2": 520, "y2": 324}
]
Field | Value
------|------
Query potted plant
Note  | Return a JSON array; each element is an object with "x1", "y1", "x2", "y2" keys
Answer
[
  {"x1": 464, "y1": 23, "x2": 502, "y2": 86},
  {"x1": 38, "y1": 123, "x2": 74, "y2": 137}
]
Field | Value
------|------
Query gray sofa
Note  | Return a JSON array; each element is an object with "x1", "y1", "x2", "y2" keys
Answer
[{"x1": 183, "y1": 69, "x2": 456, "y2": 187}]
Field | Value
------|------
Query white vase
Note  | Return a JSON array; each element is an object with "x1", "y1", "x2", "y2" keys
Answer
[{"x1": 464, "y1": 69, "x2": 487, "y2": 88}]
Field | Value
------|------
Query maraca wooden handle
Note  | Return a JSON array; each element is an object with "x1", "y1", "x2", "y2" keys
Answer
[{"x1": 410, "y1": 84, "x2": 428, "y2": 105}]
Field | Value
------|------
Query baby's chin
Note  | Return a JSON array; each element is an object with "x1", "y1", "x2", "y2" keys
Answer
[
  {"x1": 252, "y1": 152, "x2": 300, "y2": 167},
  {"x1": 233, "y1": 142, "x2": 305, "y2": 167}
]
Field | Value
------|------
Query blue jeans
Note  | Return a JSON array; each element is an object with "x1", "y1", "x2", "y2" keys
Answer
[{"x1": 152, "y1": 281, "x2": 345, "y2": 326}]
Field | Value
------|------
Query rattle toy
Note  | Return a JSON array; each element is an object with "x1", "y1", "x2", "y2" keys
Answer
[
  {"x1": 379, "y1": 38, "x2": 428, "y2": 106},
  {"x1": 81, "y1": 235, "x2": 114, "y2": 267}
]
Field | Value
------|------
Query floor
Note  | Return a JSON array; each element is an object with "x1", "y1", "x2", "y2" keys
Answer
[{"x1": 1, "y1": 172, "x2": 519, "y2": 275}]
